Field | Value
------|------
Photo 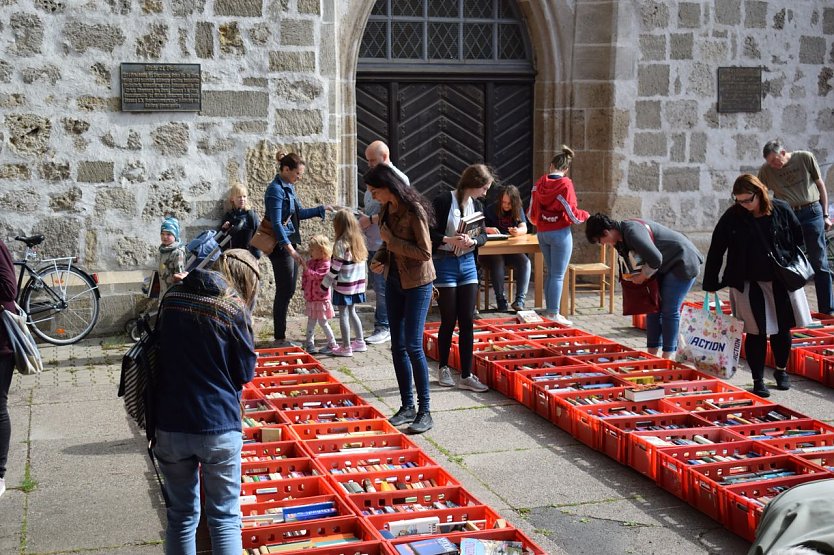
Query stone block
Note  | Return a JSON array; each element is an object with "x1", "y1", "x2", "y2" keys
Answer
[
  {"x1": 63, "y1": 117, "x2": 91, "y2": 135},
  {"x1": 0, "y1": 94, "x2": 25, "y2": 108},
  {"x1": 115, "y1": 237, "x2": 156, "y2": 267},
  {"x1": 35, "y1": 216, "x2": 82, "y2": 259},
  {"x1": 573, "y1": 83, "x2": 614, "y2": 109},
  {"x1": 781, "y1": 104, "x2": 807, "y2": 135},
  {"x1": 638, "y1": 64, "x2": 669, "y2": 96},
  {"x1": 670, "y1": 133, "x2": 685, "y2": 162},
  {"x1": 196, "y1": 22, "x2": 214, "y2": 58},
  {"x1": 63, "y1": 22, "x2": 124, "y2": 54},
  {"x1": 214, "y1": 0, "x2": 261, "y2": 17},
  {"x1": 664, "y1": 99, "x2": 699, "y2": 128},
  {"x1": 106, "y1": 0, "x2": 130, "y2": 15},
  {"x1": 135, "y1": 23, "x2": 168, "y2": 59},
  {"x1": 172, "y1": 0, "x2": 205, "y2": 16},
  {"x1": 35, "y1": 0, "x2": 65, "y2": 13},
  {"x1": 202, "y1": 90, "x2": 269, "y2": 117},
  {"x1": 77, "y1": 161, "x2": 114, "y2": 183},
  {"x1": 48, "y1": 186, "x2": 82, "y2": 211},
  {"x1": 40, "y1": 161, "x2": 70, "y2": 181},
  {"x1": 275, "y1": 109, "x2": 322, "y2": 136},
  {"x1": 678, "y1": 2, "x2": 701, "y2": 28},
  {"x1": 0, "y1": 61, "x2": 11, "y2": 84},
  {"x1": 627, "y1": 162, "x2": 660, "y2": 191},
  {"x1": 219, "y1": 22, "x2": 244, "y2": 54},
  {"x1": 142, "y1": 0, "x2": 162, "y2": 13},
  {"x1": 576, "y1": 2, "x2": 613, "y2": 44},
  {"x1": 142, "y1": 182, "x2": 192, "y2": 221},
  {"x1": 21, "y1": 65, "x2": 61, "y2": 85},
  {"x1": 734, "y1": 133, "x2": 761, "y2": 160},
  {"x1": 243, "y1": 77, "x2": 267, "y2": 88},
  {"x1": 640, "y1": 2, "x2": 669, "y2": 30},
  {"x1": 151, "y1": 123, "x2": 189, "y2": 155},
  {"x1": 0, "y1": 164, "x2": 31, "y2": 180},
  {"x1": 197, "y1": 137, "x2": 234, "y2": 154},
  {"x1": 639, "y1": 35, "x2": 665, "y2": 62},
  {"x1": 799, "y1": 36, "x2": 825, "y2": 64},
  {"x1": 6, "y1": 113, "x2": 51, "y2": 157},
  {"x1": 819, "y1": 67, "x2": 833, "y2": 96},
  {"x1": 95, "y1": 187, "x2": 137, "y2": 216},
  {"x1": 745, "y1": 1, "x2": 767, "y2": 29},
  {"x1": 635, "y1": 100, "x2": 661, "y2": 129},
  {"x1": 77, "y1": 96, "x2": 120, "y2": 112},
  {"x1": 573, "y1": 46, "x2": 614, "y2": 80},
  {"x1": 297, "y1": 0, "x2": 319, "y2": 14},
  {"x1": 825, "y1": 8, "x2": 834, "y2": 35},
  {"x1": 818, "y1": 108, "x2": 834, "y2": 131},
  {"x1": 633, "y1": 132, "x2": 667, "y2": 157},
  {"x1": 90, "y1": 62, "x2": 111, "y2": 86},
  {"x1": 274, "y1": 78, "x2": 323, "y2": 104},
  {"x1": 742, "y1": 35, "x2": 761, "y2": 59},
  {"x1": 319, "y1": 23, "x2": 336, "y2": 78},
  {"x1": 10, "y1": 13, "x2": 44, "y2": 55},
  {"x1": 269, "y1": 51, "x2": 316, "y2": 72},
  {"x1": 249, "y1": 22, "x2": 271, "y2": 45},
  {"x1": 690, "y1": 132, "x2": 707, "y2": 163},
  {"x1": 670, "y1": 33, "x2": 693, "y2": 60},
  {"x1": 686, "y1": 62, "x2": 714, "y2": 97},
  {"x1": 280, "y1": 19, "x2": 315, "y2": 47},
  {"x1": 233, "y1": 120, "x2": 267, "y2": 134},
  {"x1": 120, "y1": 160, "x2": 147, "y2": 183},
  {"x1": 663, "y1": 166, "x2": 699, "y2": 192},
  {"x1": 715, "y1": 0, "x2": 741, "y2": 25}
]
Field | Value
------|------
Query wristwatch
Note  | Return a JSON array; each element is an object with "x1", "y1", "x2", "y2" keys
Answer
[{"x1": 825, "y1": 214, "x2": 830, "y2": 218}]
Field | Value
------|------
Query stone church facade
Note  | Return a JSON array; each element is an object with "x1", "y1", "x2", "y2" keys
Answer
[{"x1": 1, "y1": 0, "x2": 833, "y2": 329}]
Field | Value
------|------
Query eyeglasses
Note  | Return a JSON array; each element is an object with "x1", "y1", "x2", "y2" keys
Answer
[{"x1": 734, "y1": 194, "x2": 756, "y2": 205}]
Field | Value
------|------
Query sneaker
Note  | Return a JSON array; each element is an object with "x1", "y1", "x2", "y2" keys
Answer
[
  {"x1": 751, "y1": 380, "x2": 771, "y2": 398},
  {"x1": 437, "y1": 365, "x2": 455, "y2": 387},
  {"x1": 388, "y1": 406, "x2": 417, "y2": 427},
  {"x1": 553, "y1": 314, "x2": 573, "y2": 326},
  {"x1": 365, "y1": 328, "x2": 391, "y2": 344},
  {"x1": 511, "y1": 301, "x2": 524, "y2": 312},
  {"x1": 0, "y1": 477, "x2": 5, "y2": 498},
  {"x1": 303, "y1": 342, "x2": 316, "y2": 353},
  {"x1": 274, "y1": 338, "x2": 299, "y2": 348},
  {"x1": 496, "y1": 297, "x2": 509, "y2": 311},
  {"x1": 406, "y1": 411, "x2": 433, "y2": 434},
  {"x1": 317, "y1": 343, "x2": 338, "y2": 355},
  {"x1": 458, "y1": 374, "x2": 488, "y2": 392},
  {"x1": 329, "y1": 345, "x2": 353, "y2": 357},
  {"x1": 350, "y1": 339, "x2": 368, "y2": 352},
  {"x1": 774, "y1": 369, "x2": 791, "y2": 391},
  {"x1": 472, "y1": 309, "x2": 482, "y2": 320}
]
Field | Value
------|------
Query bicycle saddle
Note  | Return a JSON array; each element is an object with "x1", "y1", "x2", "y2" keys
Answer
[{"x1": 15, "y1": 235, "x2": 45, "y2": 247}]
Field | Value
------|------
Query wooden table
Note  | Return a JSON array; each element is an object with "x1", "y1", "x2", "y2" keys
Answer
[{"x1": 479, "y1": 234, "x2": 543, "y2": 308}]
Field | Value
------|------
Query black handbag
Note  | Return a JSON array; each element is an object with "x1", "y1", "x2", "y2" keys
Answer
[{"x1": 751, "y1": 217, "x2": 814, "y2": 292}]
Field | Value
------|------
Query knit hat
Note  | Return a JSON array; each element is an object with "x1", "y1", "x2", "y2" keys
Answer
[{"x1": 160, "y1": 216, "x2": 180, "y2": 241}]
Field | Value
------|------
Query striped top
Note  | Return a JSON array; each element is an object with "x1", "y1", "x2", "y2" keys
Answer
[{"x1": 322, "y1": 240, "x2": 366, "y2": 296}]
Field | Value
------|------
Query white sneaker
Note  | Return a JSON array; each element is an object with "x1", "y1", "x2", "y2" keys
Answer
[
  {"x1": 365, "y1": 328, "x2": 391, "y2": 344},
  {"x1": 458, "y1": 374, "x2": 488, "y2": 392},
  {"x1": 0, "y1": 478, "x2": 5, "y2": 498},
  {"x1": 553, "y1": 314, "x2": 573, "y2": 326},
  {"x1": 437, "y1": 365, "x2": 455, "y2": 387}
]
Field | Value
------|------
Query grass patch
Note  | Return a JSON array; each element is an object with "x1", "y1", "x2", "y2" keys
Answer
[
  {"x1": 20, "y1": 464, "x2": 37, "y2": 493},
  {"x1": 335, "y1": 365, "x2": 355, "y2": 379}
]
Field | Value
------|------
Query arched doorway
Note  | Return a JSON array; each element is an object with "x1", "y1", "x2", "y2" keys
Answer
[{"x1": 355, "y1": 0, "x2": 536, "y2": 203}]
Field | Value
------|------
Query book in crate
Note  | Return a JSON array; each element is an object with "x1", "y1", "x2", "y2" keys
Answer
[
  {"x1": 516, "y1": 310, "x2": 543, "y2": 323},
  {"x1": 623, "y1": 385, "x2": 665, "y2": 401}
]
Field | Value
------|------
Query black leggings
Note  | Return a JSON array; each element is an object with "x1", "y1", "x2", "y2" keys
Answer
[
  {"x1": 437, "y1": 284, "x2": 479, "y2": 378},
  {"x1": 744, "y1": 331, "x2": 791, "y2": 381}
]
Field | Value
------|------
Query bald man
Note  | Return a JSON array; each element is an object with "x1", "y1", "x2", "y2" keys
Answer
[{"x1": 360, "y1": 140, "x2": 410, "y2": 345}]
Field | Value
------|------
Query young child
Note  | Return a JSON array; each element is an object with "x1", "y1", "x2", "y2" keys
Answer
[
  {"x1": 322, "y1": 210, "x2": 368, "y2": 357},
  {"x1": 301, "y1": 235, "x2": 338, "y2": 354},
  {"x1": 220, "y1": 182, "x2": 261, "y2": 259},
  {"x1": 158, "y1": 216, "x2": 186, "y2": 296}
]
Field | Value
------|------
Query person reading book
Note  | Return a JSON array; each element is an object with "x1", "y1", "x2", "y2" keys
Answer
[
  {"x1": 482, "y1": 184, "x2": 531, "y2": 311},
  {"x1": 429, "y1": 164, "x2": 492, "y2": 392}
]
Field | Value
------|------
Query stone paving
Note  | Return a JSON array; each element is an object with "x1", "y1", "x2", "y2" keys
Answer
[{"x1": 0, "y1": 290, "x2": 832, "y2": 554}]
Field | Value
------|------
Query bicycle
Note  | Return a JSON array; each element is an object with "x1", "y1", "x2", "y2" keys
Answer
[{"x1": 12, "y1": 235, "x2": 101, "y2": 345}]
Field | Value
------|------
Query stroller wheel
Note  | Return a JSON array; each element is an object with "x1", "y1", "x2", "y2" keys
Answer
[{"x1": 125, "y1": 319, "x2": 141, "y2": 342}]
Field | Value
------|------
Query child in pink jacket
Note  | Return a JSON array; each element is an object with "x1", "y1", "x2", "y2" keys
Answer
[{"x1": 302, "y1": 235, "x2": 338, "y2": 354}]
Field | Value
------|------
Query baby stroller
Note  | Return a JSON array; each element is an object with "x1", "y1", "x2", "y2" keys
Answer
[{"x1": 124, "y1": 219, "x2": 244, "y2": 341}]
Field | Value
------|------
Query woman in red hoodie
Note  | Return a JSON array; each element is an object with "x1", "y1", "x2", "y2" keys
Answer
[{"x1": 528, "y1": 146, "x2": 589, "y2": 325}]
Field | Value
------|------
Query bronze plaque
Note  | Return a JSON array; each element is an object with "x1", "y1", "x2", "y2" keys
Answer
[
  {"x1": 120, "y1": 63, "x2": 201, "y2": 112},
  {"x1": 717, "y1": 67, "x2": 762, "y2": 113}
]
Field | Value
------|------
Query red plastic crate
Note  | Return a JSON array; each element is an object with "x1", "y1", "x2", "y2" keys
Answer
[
  {"x1": 599, "y1": 413, "x2": 713, "y2": 465},
  {"x1": 241, "y1": 457, "x2": 320, "y2": 483},
  {"x1": 242, "y1": 416, "x2": 290, "y2": 443},
  {"x1": 241, "y1": 493, "x2": 354, "y2": 530},
  {"x1": 694, "y1": 405, "x2": 810, "y2": 428},
  {"x1": 612, "y1": 366, "x2": 712, "y2": 386},
  {"x1": 241, "y1": 440, "x2": 308, "y2": 463},
  {"x1": 316, "y1": 448, "x2": 439, "y2": 475},
  {"x1": 655, "y1": 439, "x2": 784, "y2": 501},
  {"x1": 509, "y1": 357, "x2": 599, "y2": 408},
  {"x1": 328, "y1": 466, "x2": 459, "y2": 497},
  {"x1": 765, "y1": 433, "x2": 834, "y2": 456},
  {"x1": 629, "y1": 427, "x2": 741, "y2": 480},
  {"x1": 725, "y1": 418, "x2": 834, "y2": 441},
  {"x1": 723, "y1": 474, "x2": 833, "y2": 542},
  {"x1": 770, "y1": 330, "x2": 833, "y2": 371},
  {"x1": 655, "y1": 379, "x2": 744, "y2": 397},
  {"x1": 368, "y1": 504, "x2": 502, "y2": 539},
  {"x1": 261, "y1": 383, "x2": 354, "y2": 406},
  {"x1": 687, "y1": 454, "x2": 828, "y2": 523},
  {"x1": 477, "y1": 348, "x2": 560, "y2": 396},
  {"x1": 659, "y1": 390, "x2": 775, "y2": 413},
  {"x1": 797, "y1": 450, "x2": 834, "y2": 472},
  {"x1": 241, "y1": 389, "x2": 271, "y2": 415},
  {"x1": 241, "y1": 516, "x2": 382, "y2": 552},
  {"x1": 288, "y1": 418, "x2": 399, "y2": 443},
  {"x1": 632, "y1": 314, "x2": 646, "y2": 330},
  {"x1": 269, "y1": 393, "x2": 368, "y2": 413},
  {"x1": 512, "y1": 328, "x2": 599, "y2": 344},
  {"x1": 240, "y1": 475, "x2": 336, "y2": 503},
  {"x1": 492, "y1": 321, "x2": 574, "y2": 334},
  {"x1": 530, "y1": 335, "x2": 613, "y2": 355},
  {"x1": 302, "y1": 432, "x2": 419, "y2": 458},
  {"x1": 279, "y1": 404, "x2": 385, "y2": 425},
  {"x1": 792, "y1": 344, "x2": 834, "y2": 382},
  {"x1": 346, "y1": 485, "x2": 482, "y2": 516},
  {"x1": 252, "y1": 372, "x2": 336, "y2": 390},
  {"x1": 255, "y1": 346, "x2": 309, "y2": 359},
  {"x1": 471, "y1": 341, "x2": 542, "y2": 387},
  {"x1": 387, "y1": 528, "x2": 548, "y2": 555},
  {"x1": 570, "y1": 399, "x2": 688, "y2": 450},
  {"x1": 545, "y1": 387, "x2": 628, "y2": 432},
  {"x1": 422, "y1": 324, "x2": 502, "y2": 364},
  {"x1": 570, "y1": 347, "x2": 660, "y2": 365}
]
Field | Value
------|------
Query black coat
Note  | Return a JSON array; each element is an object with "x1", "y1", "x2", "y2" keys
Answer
[
  {"x1": 429, "y1": 191, "x2": 488, "y2": 253},
  {"x1": 703, "y1": 198, "x2": 803, "y2": 292}
]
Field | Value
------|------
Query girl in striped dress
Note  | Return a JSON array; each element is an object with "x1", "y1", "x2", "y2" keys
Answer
[{"x1": 322, "y1": 210, "x2": 368, "y2": 357}]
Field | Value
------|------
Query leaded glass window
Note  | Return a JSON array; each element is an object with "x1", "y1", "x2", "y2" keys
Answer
[{"x1": 360, "y1": 0, "x2": 531, "y2": 64}]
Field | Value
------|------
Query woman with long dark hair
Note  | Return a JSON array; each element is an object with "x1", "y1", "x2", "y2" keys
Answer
[
  {"x1": 482, "y1": 184, "x2": 531, "y2": 311},
  {"x1": 364, "y1": 164, "x2": 436, "y2": 434}
]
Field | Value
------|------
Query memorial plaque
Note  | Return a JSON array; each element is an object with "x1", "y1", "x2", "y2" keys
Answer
[
  {"x1": 120, "y1": 63, "x2": 201, "y2": 112},
  {"x1": 717, "y1": 66, "x2": 762, "y2": 113}
]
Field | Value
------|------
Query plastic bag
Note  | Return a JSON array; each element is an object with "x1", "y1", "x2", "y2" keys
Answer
[{"x1": 676, "y1": 293, "x2": 743, "y2": 379}]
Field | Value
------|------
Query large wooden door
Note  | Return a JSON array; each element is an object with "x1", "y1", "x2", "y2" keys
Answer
[{"x1": 356, "y1": 79, "x2": 533, "y2": 203}]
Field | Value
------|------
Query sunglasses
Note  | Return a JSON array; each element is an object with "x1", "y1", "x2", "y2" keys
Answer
[{"x1": 734, "y1": 194, "x2": 756, "y2": 205}]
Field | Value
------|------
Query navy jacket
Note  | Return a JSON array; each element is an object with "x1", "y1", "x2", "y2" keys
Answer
[
  {"x1": 155, "y1": 269, "x2": 256, "y2": 434},
  {"x1": 264, "y1": 175, "x2": 325, "y2": 247}
]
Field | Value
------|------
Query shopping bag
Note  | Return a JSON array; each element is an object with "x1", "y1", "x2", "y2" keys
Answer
[
  {"x1": 676, "y1": 293, "x2": 743, "y2": 379},
  {"x1": 0, "y1": 303, "x2": 43, "y2": 375},
  {"x1": 620, "y1": 277, "x2": 660, "y2": 316},
  {"x1": 119, "y1": 315, "x2": 159, "y2": 438}
]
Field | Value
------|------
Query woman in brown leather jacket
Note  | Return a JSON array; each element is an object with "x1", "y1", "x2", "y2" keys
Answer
[{"x1": 364, "y1": 164, "x2": 437, "y2": 434}]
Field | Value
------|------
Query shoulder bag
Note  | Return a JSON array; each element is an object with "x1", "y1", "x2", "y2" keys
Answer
[
  {"x1": 0, "y1": 303, "x2": 43, "y2": 375},
  {"x1": 619, "y1": 220, "x2": 660, "y2": 316},
  {"x1": 249, "y1": 217, "x2": 278, "y2": 255},
  {"x1": 750, "y1": 217, "x2": 814, "y2": 292}
]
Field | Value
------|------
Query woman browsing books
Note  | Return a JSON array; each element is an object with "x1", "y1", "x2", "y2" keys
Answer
[
  {"x1": 429, "y1": 164, "x2": 492, "y2": 393},
  {"x1": 482, "y1": 184, "x2": 531, "y2": 311}
]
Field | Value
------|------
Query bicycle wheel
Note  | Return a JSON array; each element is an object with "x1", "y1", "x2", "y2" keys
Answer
[{"x1": 21, "y1": 266, "x2": 100, "y2": 345}]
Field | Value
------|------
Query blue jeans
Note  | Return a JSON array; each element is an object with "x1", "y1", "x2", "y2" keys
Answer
[
  {"x1": 386, "y1": 268, "x2": 432, "y2": 413},
  {"x1": 537, "y1": 228, "x2": 573, "y2": 315},
  {"x1": 645, "y1": 272, "x2": 696, "y2": 352},
  {"x1": 795, "y1": 203, "x2": 834, "y2": 313},
  {"x1": 368, "y1": 251, "x2": 388, "y2": 330},
  {"x1": 482, "y1": 253, "x2": 531, "y2": 305},
  {"x1": 154, "y1": 430, "x2": 243, "y2": 555}
]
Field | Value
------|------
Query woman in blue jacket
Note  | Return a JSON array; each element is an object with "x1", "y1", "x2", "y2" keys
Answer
[{"x1": 265, "y1": 152, "x2": 331, "y2": 345}]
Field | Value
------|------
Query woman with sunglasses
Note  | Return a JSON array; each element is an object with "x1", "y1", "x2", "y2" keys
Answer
[{"x1": 703, "y1": 173, "x2": 812, "y2": 397}]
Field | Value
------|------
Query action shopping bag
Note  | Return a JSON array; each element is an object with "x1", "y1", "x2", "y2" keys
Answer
[{"x1": 676, "y1": 293, "x2": 743, "y2": 379}]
